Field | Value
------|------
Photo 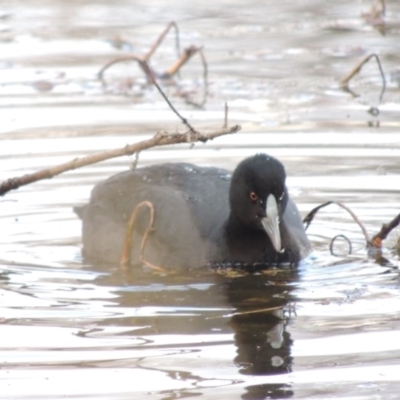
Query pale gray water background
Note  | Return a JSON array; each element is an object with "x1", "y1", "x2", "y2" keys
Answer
[{"x1": 1, "y1": 1, "x2": 400, "y2": 399}]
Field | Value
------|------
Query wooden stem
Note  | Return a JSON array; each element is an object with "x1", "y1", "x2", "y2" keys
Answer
[
  {"x1": 303, "y1": 201, "x2": 371, "y2": 246},
  {"x1": 340, "y1": 53, "x2": 386, "y2": 103},
  {"x1": 371, "y1": 213, "x2": 400, "y2": 248},
  {"x1": 120, "y1": 200, "x2": 164, "y2": 271}
]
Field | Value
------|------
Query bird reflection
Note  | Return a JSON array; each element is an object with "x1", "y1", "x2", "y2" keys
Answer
[
  {"x1": 92, "y1": 263, "x2": 297, "y2": 399},
  {"x1": 221, "y1": 271, "x2": 296, "y2": 399}
]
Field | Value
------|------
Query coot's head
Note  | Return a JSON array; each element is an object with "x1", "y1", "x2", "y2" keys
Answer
[{"x1": 229, "y1": 154, "x2": 289, "y2": 252}]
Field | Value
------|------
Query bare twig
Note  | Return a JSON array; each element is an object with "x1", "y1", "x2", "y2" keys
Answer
[
  {"x1": 99, "y1": 22, "x2": 209, "y2": 106},
  {"x1": 223, "y1": 102, "x2": 228, "y2": 129},
  {"x1": 99, "y1": 22, "x2": 181, "y2": 84},
  {"x1": 340, "y1": 53, "x2": 386, "y2": 103},
  {"x1": 0, "y1": 124, "x2": 240, "y2": 197},
  {"x1": 329, "y1": 234, "x2": 352, "y2": 256},
  {"x1": 144, "y1": 21, "x2": 180, "y2": 62},
  {"x1": 130, "y1": 151, "x2": 141, "y2": 170},
  {"x1": 304, "y1": 202, "x2": 400, "y2": 253},
  {"x1": 141, "y1": 60, "x2": 198, "y2": 134},
  {"x1": 181, "y1": 47, "x2": 209, "y2": 108},
  {"x1": 0, "y1": 54, "x2": 239, "y2": 197},
  {"x1": 198, "y1": 48, "x2": 209, "y2": 106},
  {"x1": 120, "y1": 200, "x2": 165, "y2": 271},
  {"x1": 303, "y1": 201, "x2": 371, "y2": 246},
  {"x1": 162, "y1": 45, "x2": 200, "y2": 78},
  {"x1": 98, "y1": 55, "x2": 150, "y2": 84},
  {"x1": 371, "y1": 213, "x2": 400, "y2": 248}
]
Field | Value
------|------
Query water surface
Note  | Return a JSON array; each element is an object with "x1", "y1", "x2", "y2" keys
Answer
[{"x1": 1, "y1": 1, "x2": 400, "y2": 399}]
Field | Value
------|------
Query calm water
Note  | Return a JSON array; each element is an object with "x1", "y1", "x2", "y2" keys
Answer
[{"x1": 1, "y1": 1, "x2": 400, "y2": 399}]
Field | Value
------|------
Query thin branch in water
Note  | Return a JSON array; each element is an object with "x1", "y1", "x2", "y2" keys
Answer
[
  {"x1": 144, "y1": 21, "x2": 180, "y2": 62},
  {"x1": 181, "y1": 47, "x2": 209, "y2": 108},
  {"x1": 340, "y1": 53, "x2": 386, "y2": 103},
  {"x1": 371, "y1": 213, "x2": 400, "y2": 248},
  {"x1": 162, "y1": 45, "x2": 200, "y2": 78},
  {"x1": 98, "y1": 55, "x2": 146, "y2": 85},
  {"x1": 303, "y1": 201, "x2": 371, "y2": 246},
  {"x1": 0, "y1": 27, "x2": 236, "y2": 196},
  {"x1": 120, "y1": 200, "x2": 165, "y2": 272},
  {"x1": 198, "y1": 48, "x2": 209, "y2": 106},
  {"x1": 130, "y1": 151, "x2": 140, "y2": 170},
  {"x1": 224, "y1": 102, "x2": 228, "y2": 129},
  {"x1": 329, "y1": 234, "x2": 353, "y2": 257},
  {"x1": 98, "y1": 21, "x2": 208, "y2": 105},
  {"x1": 99, "y1": 22, "x2": 181, "y2": 85},
  {"x1": 141, "y1": 60, "x2": 198, "y2": 134}
]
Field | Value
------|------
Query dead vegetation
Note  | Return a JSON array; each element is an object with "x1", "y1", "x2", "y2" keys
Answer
[{"x1": 98, "y1": 21, "x2": 208, "y2": 107}]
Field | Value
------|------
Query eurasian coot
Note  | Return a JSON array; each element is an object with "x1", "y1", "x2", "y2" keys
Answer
[{"x1": 75, "y1": 154, "x2": 311, "y2": 269}]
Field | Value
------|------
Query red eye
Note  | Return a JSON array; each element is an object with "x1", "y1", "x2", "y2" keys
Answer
[{"x1": 249, "y1": 191, "x2": 258, "y2": 201}]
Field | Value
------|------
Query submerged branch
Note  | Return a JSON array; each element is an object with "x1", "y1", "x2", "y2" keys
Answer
[
  {"x1": 120, "y1": 200, "x2": 165, "y2": 272},
  {"x1": 144, "y1": 21, "x2": 180, "y2": 62},
  {"x1": 371, "y1": 213, "x2": 400, "y2": 248},
  {"x1": 304, "y1": 201, "x2": 400, "y2": 252},
  {"x1": 303, "y1": 201, "x2": 371, "y2": 246},
  {"x1": 340, "y1": 53, "x2": 386, "y2": 103}
]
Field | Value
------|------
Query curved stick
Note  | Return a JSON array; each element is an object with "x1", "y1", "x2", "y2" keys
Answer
[
  {"x1": 144, "y1": 21, "x2": 180, "y2": 62},
  {"x1": 303, "y1": 201, "x2": 371, "y2": 246},
  {"x1": 182, "y1": 47, "x2": 209, "y2": 108},
  {"x1": 329, "y1": 234, "x2": 352, "y2": 256},
  {"x1": 98, "y1": 55, "x2": 151, "y2": 83},
  {"x1": 340, "y1": 53, "x2": 386, "y2": 104},
  {"x1": 120, "y1": 200, "x2": 165, "y2": 272}
]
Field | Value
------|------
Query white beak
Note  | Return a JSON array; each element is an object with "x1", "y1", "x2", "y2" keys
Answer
[{"x1": 261, "y1": 194, "x2": 281, "y2": 252}]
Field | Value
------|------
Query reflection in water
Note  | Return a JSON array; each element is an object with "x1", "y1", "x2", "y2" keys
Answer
[
  {"x1": 224, "y1": 272, "x2": 296, "y2": 399},
  {"x1": 2, "y1": 255, "x2": 399, "y2": 398},
  {"x1": 98, "y1": 264, "x2": 298, "y2": 399}
]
